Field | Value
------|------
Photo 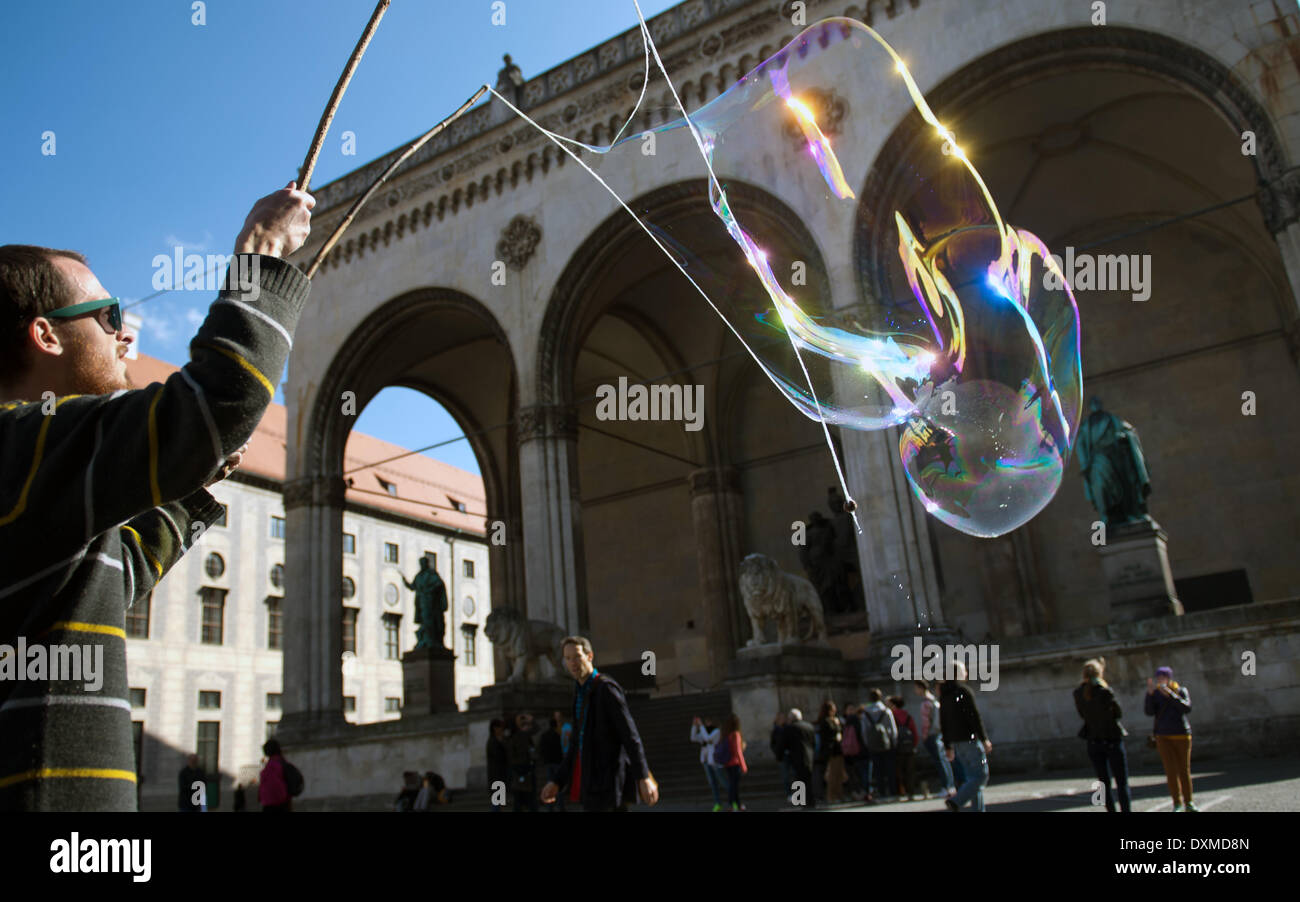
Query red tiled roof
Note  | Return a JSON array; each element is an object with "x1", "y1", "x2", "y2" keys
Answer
[{"x1": 126, "y1": 354, "x2": 487, "y2": 535}]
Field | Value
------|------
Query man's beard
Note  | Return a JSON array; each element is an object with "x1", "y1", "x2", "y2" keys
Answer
[{"x1": 62, "y1": 330, "x2": 132, "y2": 395}]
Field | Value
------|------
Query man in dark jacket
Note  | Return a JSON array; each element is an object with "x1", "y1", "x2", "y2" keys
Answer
[
  {"x1": 506, "y1": 712, "x2": 538, "y2": 811},
  {"x1": 540, "y1": 637, "x2": 658, "y2": 811},
  {"x1": 940, "y1": 663, "x2": 992, "y2": 811},
  {"x1": 0, "y1": 184, "x2": 313, "y2": 812},
  {"x1": 538, "y1": 713, "x2": 566, "y2": 812},
  {"x1": 783, "y1": 708, "x2": 817, "y2": 807},
  {"x1": 178, "y1": 754, "x2": 205, "y2": 812}
]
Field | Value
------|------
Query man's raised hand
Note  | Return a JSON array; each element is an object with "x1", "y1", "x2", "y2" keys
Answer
[{"x1": 234, "y1": 181, "x2": 315, "y2": 260}]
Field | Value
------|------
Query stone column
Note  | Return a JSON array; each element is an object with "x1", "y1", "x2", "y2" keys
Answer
[
  {"x1": 1257, "y1": 171, "x2": 1300, "y2": 361},
  {"x1": 687, "y1": 466, "x2": 745, "y2": 683},
  {"x1": 277, "y1": 474, "x2": 347, "y2": 741},
  {"x1": 516, "y1": 404, "x2": 587, "y2": 633},
  {"x1": 837, "y1": 425, "x2": 947, "y2": 659}
]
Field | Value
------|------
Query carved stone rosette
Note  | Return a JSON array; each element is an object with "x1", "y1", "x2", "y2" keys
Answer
[{"x1": 496, "y1": 215, "x2": 542, "y2": 271}]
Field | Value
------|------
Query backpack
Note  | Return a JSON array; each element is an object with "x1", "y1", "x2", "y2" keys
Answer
[
  {"x1": 282, "y1": 760, "x2": 305, "y2": 797},
  {"x1": 840, "y1": 718, "x2": 861, "y2": 757},
  {"x1": 712, "y1": 732, "x2": 731, "y2": 767},
  {"x1": 895, "y1": 712, "x2": 916, "y2": 753},
  {"x1": 864, "y1": 707, "x2": 893, "y2": 753}
]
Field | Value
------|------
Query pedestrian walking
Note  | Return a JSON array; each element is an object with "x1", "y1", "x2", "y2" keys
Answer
[
  {"x1": 1073, "y1": 657, "x2": 1131, "y2": 812},
  {"x1": 539, "y1": 713, "x2": 567, "y2": 812},
  {"x1": 486, "y1": 718, "x2": 509, "y2": 811},
  {"x1": 258, "y1": 738, "x2": 294, "y2": 813},
  {"x1": 816, "y1": 700, "x2": 847, "y2": 803},
  {"x1": 888, "y1": 696, "x2": 919, "y2": 800},
  {"x1": 770, "y1": 712, "x2": 792, "y2": 801},
  {"x1": 1145, "y1": 665, "x2": 1196, "y2": 811},
  {"x1": 913, "y1": 679, "x2": 954, "y2": 798},
  {"x1": 941, "y1": 664, "x2": 992, "y2": 811},
  {"x1": 233, "y1": 782, "x2": 246, "y2": 812},
  {"x1": 720, "y1": 714, "x2": 748, "y2": 811},
  {"x1": 693, "y1": 715, "x2": 727, "y2": 811},
  {"x1": 862, "y1": 689, "x2": 898, "y2": 801},
  {"x1": 540, "y1": 636, "x2": 658, "y2": 811},
  {"x1": 839, "y1": 704, "x2": 865, "y2": 799},
  {"x1": 783, "y1": 708, "x2": 817, "y2": 807},
  {"x1": 178, "y1": 754, "x2": 205, "y2": 813},
  {"x1": 506, "y1": 712, "x2": 539, "y2": 811}
]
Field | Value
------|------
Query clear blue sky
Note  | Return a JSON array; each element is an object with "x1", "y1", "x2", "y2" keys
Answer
[{"x1": 1, "y1": 0, "x2": 680, "y2": 476}]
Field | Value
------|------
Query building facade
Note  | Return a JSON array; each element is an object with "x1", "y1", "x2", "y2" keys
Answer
[{"x1": 123, "y1": 355, "x2": 492, "y2": 810}]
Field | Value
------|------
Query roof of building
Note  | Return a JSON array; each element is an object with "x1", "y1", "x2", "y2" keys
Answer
[{"x1": 125, "y1": 353, "x2": 487, "y2": 536}]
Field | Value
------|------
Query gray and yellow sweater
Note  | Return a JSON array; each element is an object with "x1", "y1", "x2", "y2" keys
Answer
[{"x1": 0, "y1": 255, "x2": 309, "y2": 811}]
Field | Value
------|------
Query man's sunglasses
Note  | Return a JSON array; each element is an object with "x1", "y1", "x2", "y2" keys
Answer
[{"x1": 45, "y1": 297, "x2": 124, "y2": 334}]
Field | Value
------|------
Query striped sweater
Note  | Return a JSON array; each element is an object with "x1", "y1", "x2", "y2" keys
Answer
[{"x1": 0, "y1": 255, "x2": 309, "y2": 811}]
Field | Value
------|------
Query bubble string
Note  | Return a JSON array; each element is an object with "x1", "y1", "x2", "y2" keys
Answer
[{"x1": 489, "y1": 2, "x2": 864, "y2": 531}]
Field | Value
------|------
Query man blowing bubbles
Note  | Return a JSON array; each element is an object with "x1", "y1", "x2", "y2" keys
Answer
[{"x1": 0, "y1": 183, "x2": 313, "y2": 811}]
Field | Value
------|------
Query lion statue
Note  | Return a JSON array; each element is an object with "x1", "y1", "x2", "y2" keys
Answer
[
  {"x1": 484, "y1": 607, "x2": 566, "y2": 682},
  {"x1": 738, "y1": 553, "x2": 828, "y2": 646}
]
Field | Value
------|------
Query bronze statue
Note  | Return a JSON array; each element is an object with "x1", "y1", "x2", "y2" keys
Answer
[
  {"x1": 403, "y1": 556, "x2": 448, "y2": 650},
  {"x1": 1077, "y1": 398, "x2": 1152, "y2": 525}
]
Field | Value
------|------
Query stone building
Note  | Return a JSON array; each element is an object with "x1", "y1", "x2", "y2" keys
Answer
[
  {"x1": 123, "y1": 354, "x2": 492, "y2": 810},
  {"x1": 275, "y1": 0, "x2": 1300, "y2": 800}
]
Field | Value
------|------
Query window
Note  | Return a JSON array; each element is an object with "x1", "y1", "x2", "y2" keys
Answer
[
  {"x1": 383, "y1": 542, "x2": 399, "y2": 563},
  {"x1": 462, "y1": 559, "x2": 475, "y2": 579},
  {"x1": 461, "y1": 623, "x2": 477, "y2": 667},
  {"x1": 462, "y1": 596, "x2": 475, "y2": 618},
  {"x1": 132, "y1": 721, "x2": 144, "y2": 776},
  {"x1": 270, "y1": 515, "x2": 286, "y2": 539},
  {"x1": 270, "y1": 563, "x2": 285, "y2": 590},
  {"x1": 198, "y1": 691, "x2": 221, "y2": 710},
  {"x1": 200, "y1": 588, "x2": 227, "y2": 645},
  {"x1": 448, "y1": 497, "x2": 467, "y2": 513},
  {"x1": 341, "y1": 576, "x2": 356, "y2": 599},
  {"x1": 196, "y1": 721, "x2": 220, "y2": 775},
  {"x1": 204, "y1": 552, "x2": 225, "y2": 579},
  {"x1": 126, "y1": 592, "x2": 151, "y2": 639},
  {"x1": 383, "y1": 583, "x2": 399, "y2": 607},
  {"x1": 267, "y1": 597, "x2": 283, "y2": 650},
  {"x1": 266, "y1": 693, "x2": 282, "y2": 711},
  {"x1": 383, "y1": 614, "x2": 401, "y2": 660},
  {"x1": 342, "y1": 607, "x2": 357, "y2": 655},
  {"x1": 213, "y1": 503, "x2": 228, "y2": 527},
  {"x1": 130, "y1": 688, "x2": 146, "y2": 708},
  {"x1": 343, "y1": 532, "x2": 356, "y2": 555},
  {"x1": 377, "y1": 475, "x2": 397, "y2": 496},
  {"x1": 266, "y1": 721, "x2": 278, "y2": 741},
  {"x1": 384, "y1": 697, "x2": 401, "y2": 714},
  {"x1": 343, "y1": 696, "x2": 357, "y2": 713}
]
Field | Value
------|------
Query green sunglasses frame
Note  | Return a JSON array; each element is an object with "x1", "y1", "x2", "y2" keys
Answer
[{"x1": 46, "y1": 297, "x2": 124, "y2": 333}]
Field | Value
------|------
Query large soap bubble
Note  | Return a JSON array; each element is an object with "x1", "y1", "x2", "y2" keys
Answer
[{"x1": 513, "y1": 16, "x2": 1082, "y2": 538}]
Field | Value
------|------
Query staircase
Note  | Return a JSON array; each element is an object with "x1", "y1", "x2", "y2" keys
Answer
[{"x1": 627, "y1": 689, "x2": 789, "y2": 808}]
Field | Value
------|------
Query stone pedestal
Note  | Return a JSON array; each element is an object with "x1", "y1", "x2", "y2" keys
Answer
[
  {"x1": 402, "y1": 647, "x2": 458, "y2": 716},
  {"x1": 723, "y1": 643, "x2": 856, "y2": 740},
  {"x1": 861, "y1": 625, "x2": 965, "y2": 678},
  {"x1": 1098, "y1": 517, "x2": 1183, "y2": 622}
]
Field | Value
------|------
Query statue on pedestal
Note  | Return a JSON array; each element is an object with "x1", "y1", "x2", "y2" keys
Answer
[
  {"x1": 484, "y1": 608, "x2": 567, "y2": 682},
  {"x1": 739, "y1": 553, "x2": 828, "y2": 646},
  {"x1": 403, "y1": 556, "x2": 448, "y2": 651},
  {"x1": 1076, "y1": 398, "x2": 1152, "y2": 526}
]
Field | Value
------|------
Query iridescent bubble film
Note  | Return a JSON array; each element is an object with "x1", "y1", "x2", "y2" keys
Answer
[{"x1": 519, "y1": 16, "x2": 1082, "y2": 538}]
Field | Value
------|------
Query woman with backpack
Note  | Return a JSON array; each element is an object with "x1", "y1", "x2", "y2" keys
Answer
[
  {"x1": 913, "y1": 679, "x2": 955, "y2": 798},
  {"x1": 815, "y1": 700, "x2": 847, "y2": 803},
  {"x1": 888, "y1": 696, "x2": 920, "y2": 800},
  {"x1": 717, "y1": 713, "x2": 748, "y2": 811},
  {"x1": 861, "y1": 689, "x2": 898, "y2": 802},
  {"x1": 258, "y1": 738, "x2": 293, "y2": 813},
  {"x1": 1072, "y1": 657, "x2": 1131, "y2": 812},
  {"x1": 1145, "y1": 665, "x2": 1196, "y2": 811},
  {"x1": 692, "y1": 715, "x2": 726, "y2": 811}
]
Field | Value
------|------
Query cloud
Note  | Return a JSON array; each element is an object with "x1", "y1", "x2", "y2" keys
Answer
[{"x1": 161, "y1": 230, "x2": 214, "y2": 253}]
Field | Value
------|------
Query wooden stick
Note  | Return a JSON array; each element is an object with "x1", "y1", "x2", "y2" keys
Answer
[
  {"x1": 298, "y1": 0, "x2": 391, "y2": 194},
  {"x1": 305, "y1": 84, "x2": 490, "y2": 278}
]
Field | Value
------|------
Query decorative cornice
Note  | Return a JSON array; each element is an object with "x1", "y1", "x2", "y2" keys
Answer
[
  {"x1": 1258, "y1": 169, "x2": 1300, "y2": 234},
  {"x1": 283, "y1": 474, "x2": 347, "y2": 511},
  {"x1": 304, "y1": 0, "x2": 927, "y2": 275},
  {"x1": 515, "y1": 404, "x2": 578, "y2": 444},
  {"x1": 688, "y1": 466, "x2": 741, "y2": 496}
]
